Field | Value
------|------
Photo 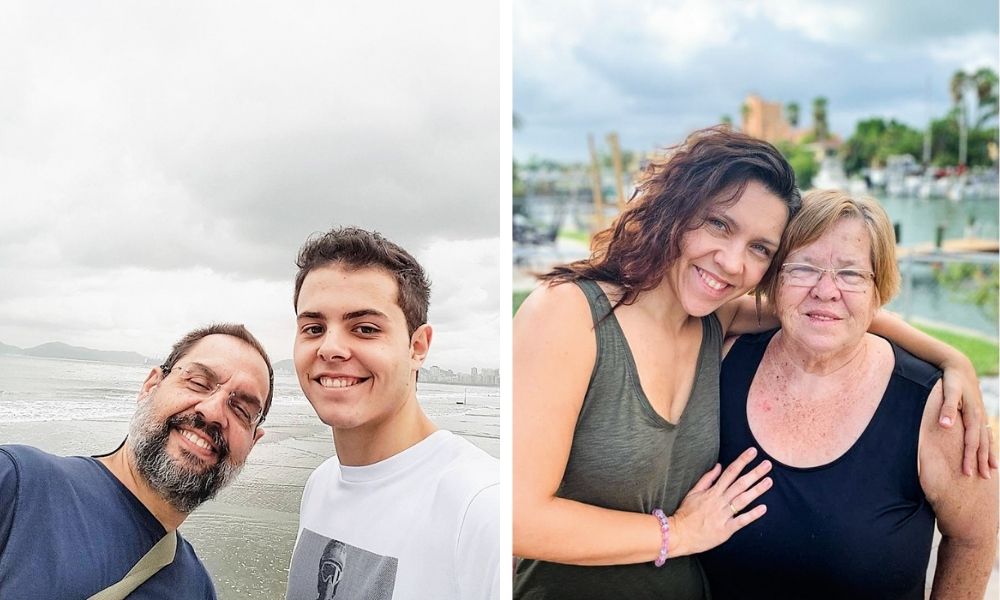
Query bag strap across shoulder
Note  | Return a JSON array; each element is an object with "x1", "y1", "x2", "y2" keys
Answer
[{"x1": 88, "y1": 531, "x2": 177, "y2": 600}]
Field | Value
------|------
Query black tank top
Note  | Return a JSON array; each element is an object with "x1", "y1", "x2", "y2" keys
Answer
[{"x1": 701, "y1": 330, "x2": 938, "y2": 600}]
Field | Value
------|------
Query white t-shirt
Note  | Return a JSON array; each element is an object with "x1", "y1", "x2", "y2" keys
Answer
[{"x1": 285, "y1": 430, "x2": 501, "y2": 600}]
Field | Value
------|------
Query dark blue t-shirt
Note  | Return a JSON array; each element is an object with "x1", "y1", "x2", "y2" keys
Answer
[{"x1": 0, "y1": 445, "x2": 217, "y2": 599}]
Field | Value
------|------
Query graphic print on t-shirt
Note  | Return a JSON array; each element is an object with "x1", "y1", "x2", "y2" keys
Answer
[{"x1": 285, "y1": 528, "x2": 398, "y2": 600}]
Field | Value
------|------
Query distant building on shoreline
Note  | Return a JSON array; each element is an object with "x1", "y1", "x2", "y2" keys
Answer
[
  {"x1": 741, "y1": 93, "x2": 842, "y2": 158},
  {"x1": 742, "y1": 94, "x2": 793, "y2": 144},
  {"x1": 420, "y1": 365, "x2": 500, "y2": 386}
]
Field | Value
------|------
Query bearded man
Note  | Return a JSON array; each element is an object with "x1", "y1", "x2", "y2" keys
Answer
[{"x1": 0, "y1": 323, "x2": 273, "y2": 599}]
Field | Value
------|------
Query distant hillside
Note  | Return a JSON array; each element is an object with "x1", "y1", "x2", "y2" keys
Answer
[
  {"x1": 0, "y1": 341, "x2": 22, "y2": 355},
  {"x1": 274, "y1": 359, "x2": 295, "y2": 373},
  {"x1": 22, "y1": 342, "x2": 149, "y2": 365}
]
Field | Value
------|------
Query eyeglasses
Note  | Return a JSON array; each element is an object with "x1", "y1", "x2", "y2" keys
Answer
[
  {"x1": 161, "y1": 363, "x2": 265, "y2": 431},
  {"x1": 780, "y1": 263, "x2": 875, "y2": 292}
]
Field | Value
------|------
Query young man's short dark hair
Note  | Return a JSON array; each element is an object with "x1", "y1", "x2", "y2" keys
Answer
[{"x1": 293, "y1": 227, "x2": 431, "y2": 336}]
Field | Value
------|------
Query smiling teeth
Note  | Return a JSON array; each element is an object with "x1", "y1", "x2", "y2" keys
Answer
[
  {"x1": 319, "y1": 377, "x2": 362, "y2": 388},
  {"x1": 180, "y1": 430, "x2": 212, "y2": 452},
  {"x1": 698, "y1": 268, "x2": 728, "y2": 291}
]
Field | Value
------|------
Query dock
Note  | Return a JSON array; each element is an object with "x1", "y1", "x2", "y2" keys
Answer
[{"x1": 896, "y1": 238, "x2": 998, "y2": 263}]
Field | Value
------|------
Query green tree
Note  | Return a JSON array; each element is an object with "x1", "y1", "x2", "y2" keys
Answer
[
  {"x1": 951, "y1": 70, "x2": 971, "y2": 165},
  {"x1": 842, "y1": 118, "x2": 886, "y2": 173},
  {"x1": 786, "y1": 102, "x2": 800, "y2": 128},
  {"x1": 929, "y1": 114, "x2": 998, "y2": 167},
  {"x1": 948, "y1": 68, "x2": 998, "y2": 165},
  {"x1": 720, "y1": 115, "x2": 733, "y2": 128},
  {"x1": 777, "y1": 141, "x2": 818, "y2": 189},
  {"x1": 972, "y1": 67, "x2": 998, "y2": 127},
  {"x1": 842, "y1": 118, "x2": 923, "y2": 174},
  {"x1": 812, "y1": 97, "x2": 829, "y2": 141}
]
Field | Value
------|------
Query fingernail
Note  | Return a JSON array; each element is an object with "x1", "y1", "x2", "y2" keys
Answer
[
  {"x1": 747, "y1": 447, "x2": 757, "y2": 456},
  {"x1": 940, "y1": 417, "x2": 953, "y2": 426}
]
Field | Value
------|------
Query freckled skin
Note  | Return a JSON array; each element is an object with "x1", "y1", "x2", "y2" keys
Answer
[
  {"x1": 745, "y1": 220, "x2": 895, "y2": 467},
  {"x1": 750, "y1": 339, "x2": 894, "y2": 465}
]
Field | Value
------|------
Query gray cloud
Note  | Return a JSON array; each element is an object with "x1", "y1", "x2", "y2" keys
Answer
[
  {"x1": 514, "y1": 0, "x2": 998, "y2": 160},
  {"x1": 0, "y1": 1, "x2": 503, "y2": 371}
]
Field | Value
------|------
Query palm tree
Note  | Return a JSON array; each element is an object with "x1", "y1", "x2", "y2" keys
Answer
[
  {"x1": 786, "y1": 102, "x2": 800, "y2": 128},
  {"x1": 812, "y1": 97, "x2": 828, "y2": 141},
  {"x1": 950, "y1": 70, "x2": 970, "y2": 166},
  {"x1": 972, "y1": 67, "x2": 998, "y2": 128},
  {"x1": 740, "y1": 102, "x2": 750, "y2": 132}
]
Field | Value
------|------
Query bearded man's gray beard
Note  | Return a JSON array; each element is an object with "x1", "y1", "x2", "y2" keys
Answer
[{"x1": 128, "y1": 394, "x2": 243, "y2": 513}]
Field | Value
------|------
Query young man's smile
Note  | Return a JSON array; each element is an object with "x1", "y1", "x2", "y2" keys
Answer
[
  {"x1": 313, "y1": 373, "x2": 371, "y2": 390},
  {"x1": 294, "y1": 263, "x2": 422, "y2": 435}
]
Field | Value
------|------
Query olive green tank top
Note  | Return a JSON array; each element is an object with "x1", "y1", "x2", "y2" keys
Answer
[{"x1": 514, "y1": 279, "x2": 722, "y2": 600}]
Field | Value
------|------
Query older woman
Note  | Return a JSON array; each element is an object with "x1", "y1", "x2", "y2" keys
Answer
[{"x1": 702, "y1": 190, "x2": 998, "y2": 599}]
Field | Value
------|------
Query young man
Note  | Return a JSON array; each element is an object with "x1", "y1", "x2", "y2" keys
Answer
[
  {"x1": 0, "y1": 323, "x2": 274, "y2": 599},
  {"x1": 285, "y1": 227, "x2": 501, "y2": 600}
]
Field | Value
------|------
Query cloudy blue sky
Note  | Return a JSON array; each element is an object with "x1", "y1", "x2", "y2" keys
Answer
[
  {"x1": 514, "y1": 0, "x2": 999, "y2": 161},
  {"x1": 0, "y1": 1, "x2": 504, "y2": 370}
]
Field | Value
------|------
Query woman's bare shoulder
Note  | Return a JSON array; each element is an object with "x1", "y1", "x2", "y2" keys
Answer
[
  {"x1": 516, "y1": 280, "x2": 595, "y2": 326},
  {"x1": 514, "y1": 281, "x2": 599, "y2": 379}
]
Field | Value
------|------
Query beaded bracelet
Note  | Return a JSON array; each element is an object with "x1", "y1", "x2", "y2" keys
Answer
[{"x1": 651, "y1": 508, "x2": 670, "y2": 567}]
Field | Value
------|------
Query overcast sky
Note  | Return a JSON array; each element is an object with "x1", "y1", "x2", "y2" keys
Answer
[
  {"x1": 514, "y1": 0, "x2": 999, "y2": 161},
  {"x1": 0, "y1": 1, "x2": 503, "y2": 371}
]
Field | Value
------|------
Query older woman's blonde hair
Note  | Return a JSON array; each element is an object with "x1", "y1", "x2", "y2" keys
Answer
[{"x1": 764, "y1": 189, "x2": 900, "y2": 306}]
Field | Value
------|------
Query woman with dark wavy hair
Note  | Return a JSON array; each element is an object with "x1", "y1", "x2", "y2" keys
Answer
[{"x1": 512, "y1": 127, "x2": 993, "y2": 599}]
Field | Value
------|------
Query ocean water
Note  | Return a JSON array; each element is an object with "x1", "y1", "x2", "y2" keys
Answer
[
  {"x1": 0, "y1": 355, "x2": 150, "y2": 423},
  {"x1": 0, "y1": 354, "x2": 500, "y2": 431},
  {"x1": 0, "y1": 353, "x2": 500, "y2": 599}
]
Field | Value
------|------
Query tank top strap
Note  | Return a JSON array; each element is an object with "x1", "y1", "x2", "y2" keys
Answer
[
  {"x1": 572, "y1": 279, "x2": 622, "y2": 367},
  {"x1": 572, "y1": 279, "x2": 614, "y2": 324},
  {"x1": 722, "y1": 330, "x2": 778, "y2": 396},
  {"x1": 701, "y1": 312, "x2": 723, "y2": 355},
  {"x1": 718, "y1": 329, "x2": 779, "y2": 447},
  {"x1": 852, "y1": 341, "x2": 940, "y2": 470}
]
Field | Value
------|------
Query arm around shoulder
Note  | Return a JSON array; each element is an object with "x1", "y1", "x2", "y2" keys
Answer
[
  {"x1": 918, "y1": 381, "x2": 999, "y2": 599},
  {"x1": 718, "y1": 294, "x2": 778, "y2": 337},
  {"x1": 871, "y1": 309, "x2": 996, "y2": 477}
]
